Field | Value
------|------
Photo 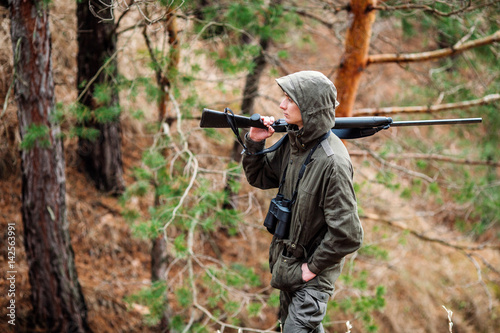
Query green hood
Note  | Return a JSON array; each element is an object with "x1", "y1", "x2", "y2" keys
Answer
[{"x1": 276, "y1": 71, "x2": 339, "y2": 144}]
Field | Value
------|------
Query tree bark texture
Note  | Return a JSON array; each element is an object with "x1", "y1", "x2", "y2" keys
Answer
[
  {"x1": 240, "y1": 38, "x2": 270, "y2": 117},
  {"x1": 230, "y1": 0, "x2": 283, "y2": 162},
  {"x1": 143, "y1": 9, "x2": 180, "y2": 125},
  {"x1": 77, "y1": 0, "x2": 124, "y2": 194},
  {"x1": 160, "y1": 10, "x2": 180, "y2": 123},
  {"x1": 334, "y1": 0, "x2": 377, "y2": 117},
  {"x1": 229, "y1": 37, "x2": 270, "y2": 163},
  {"x1": 151, "y1": 234, "x2": 168, "y2": 281},
  {"x1": 10, "y1": 0, "x2": 90, "y2": 331}
]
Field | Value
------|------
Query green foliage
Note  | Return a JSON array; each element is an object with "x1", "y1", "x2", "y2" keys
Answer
[
  {"x1": 191, "y1": 0, "x2": 302, "y2": 75},
  {"x1": 224, "y1": 300, "x2": 240, "y2": 314},
  {"x1": 479, "y1": 104, "x2": 500, "y2": 162},
  {"x1": 130, "y1": 216, "x2": 164, "y2": 239},
  {"x1": 125, "y1": 281, "x2": 168, "y2": 326},
  {"x1": 247, "y1": 302, "x2": 262, "y2": 318},
  {"x1": 330, "y1": 267, "x2": 386, "y2": 332},
  {"x1": 229, "y1": 263, "x2": 262, "y2": 288},
  {"x1": 451, "y1": 170, "x2": 500, "y2": 236},
  {"x1": 173, "y1": 234, "x2": 188, "y2": 257},
  {"x1": 175, "y1": 287, "x2": 193, "y2": 308},
  {"x1": 212, "y1": 44, "x2": 261, "y2": 74},
  {"x1": 401, "y1": 17, "x2": 416, "y2": 39},
  {"x1": 51, "y1": 95, "x2": 124, "y2": 142},
  {"x1": 375, "y1": 170, "x2": 399, "y2": 191},
  {"x1": 143, "y1": 150, "x2": 167, "y2": 170},
  {"x1": 94, "y1": 105, "x2": 121, "y2": 123},
  {"x1": 359, "y1": 244, "x2": 389, "y2": 261},
  {"x1": 379, "y1": 36, "x2": 499, "y2": 236},
  {"x1": 70, "y1": 126, "x2": 101, "y2": 141},
  {"x1": 114, "y1": 2, "x2": 498, "y2": 331},
  {"x1": 267, "y1": 290, "x2": 280, "y2": 308},
  {"x1": 93, "y1": 83, "x2": 114, "y2": 104},
  {"x1": 119, "y1": 97, "x2": 263, "y2": 330},
  {"x1": 20, "y1": 123, "x2": 51, "y2": 150}
]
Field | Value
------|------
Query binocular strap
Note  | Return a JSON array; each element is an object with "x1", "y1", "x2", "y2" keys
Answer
[{"x1": 278, "y1": 131, "x2": 332, "y2": 205}]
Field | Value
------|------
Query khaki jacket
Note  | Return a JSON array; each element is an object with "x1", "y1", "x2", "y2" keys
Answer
[{"x1": 242, "y1": 71, "x2": 363, "y2": 295}]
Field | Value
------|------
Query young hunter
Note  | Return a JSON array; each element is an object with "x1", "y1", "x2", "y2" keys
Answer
[{"x1": 242, "y1": 70, "x2": 364, "y2": 332}]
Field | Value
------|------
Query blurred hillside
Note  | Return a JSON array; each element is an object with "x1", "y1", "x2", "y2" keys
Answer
[{"x1": 1, "y1": 1, "x2": 499, "y2": 332}]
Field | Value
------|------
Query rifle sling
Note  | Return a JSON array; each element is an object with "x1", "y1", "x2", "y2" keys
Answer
[
  {"x1": 225, "y1": 107, "x2": 389, "y2": 154},
  {"x1": 244, "y1": 126, "x2": 387, "y2": 155},
  {"x1": 225, "y1": 107, "x2": 291, "y2": 156},
  {"x1": 276, "y1": 131, "x2": 331, "y2": 206}
]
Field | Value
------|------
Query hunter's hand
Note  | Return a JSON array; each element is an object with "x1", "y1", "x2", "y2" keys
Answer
[
  {"x1": 301, "y1": 263, "x2": 317, "y2": 282},
  {"x1": 248, "y1": 116, "x2": 275, "y2": 142}
]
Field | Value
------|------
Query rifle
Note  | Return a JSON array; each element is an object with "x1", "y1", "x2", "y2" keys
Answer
[{"x1": 200, "y1": 108, "x2": 482, "y2": 140}]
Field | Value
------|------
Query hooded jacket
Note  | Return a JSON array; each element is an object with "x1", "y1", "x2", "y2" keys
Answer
[{"x1": 242, "y1": 71, "x2": 363, "y2": 295}]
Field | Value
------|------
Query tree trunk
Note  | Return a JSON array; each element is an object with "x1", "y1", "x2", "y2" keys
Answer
[
  {"x1": 225, "y1": 0, "x2": 282, "y2": 210},
  {"x1": 229, "y1": 37, "x2": 270, "y2": 162},
  {"x1": 10, "y1": 0, "x2": 91, "y2": 331},
  {"x1": 144, "y1": 15, "x2": 180, "y2": 326},
  {"x1": 230, "y1": 0, "x2": 282, "y2": 162},
  {"x1": 151, "y1": 235, "x2": 168, "y2": 281},
  {"x1": 159, "y1": 10, "x2": 180, "y2": 123},
  {"x1": 334, "y1": 0, "x2": 377, "y2": 117},
  {"x1": 240, "y1": 38, "x2": 270, "y2": 117},
  {"x1": 76, "y1": 0, "x2": 124, "y2": 194},
  {"x1": 144, "y1": 9, "x2": 180, "y2": 282},
  {"x1": 222, "y1": 35, "x2": 271, "y2": 210}
]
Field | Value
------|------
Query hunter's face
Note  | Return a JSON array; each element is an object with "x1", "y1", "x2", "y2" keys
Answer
[{"x1": 280, "y1": 93, "x2": 303, "y2": 129}]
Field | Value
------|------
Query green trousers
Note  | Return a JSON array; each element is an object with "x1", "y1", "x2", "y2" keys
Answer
[{"x1": 279, "y1": 288, "x2": 330, "y2": 332}]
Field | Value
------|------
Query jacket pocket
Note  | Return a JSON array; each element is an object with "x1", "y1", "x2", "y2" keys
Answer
[{"x1": 270, "y1": 251, "x2": 305, "y2": 292}]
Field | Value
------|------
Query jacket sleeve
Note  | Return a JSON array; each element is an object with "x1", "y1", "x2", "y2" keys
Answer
[
  {"x1": 241, "y1": 134, "x2": 285, "y2": 190},
  {"x1": 307, "y1": 157, "x2": 363, "y2": 274}
]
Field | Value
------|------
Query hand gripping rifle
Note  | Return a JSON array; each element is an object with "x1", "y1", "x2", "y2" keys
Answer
[{"x1": 200, "y1": 108, "x2": 482, "y2": 154}]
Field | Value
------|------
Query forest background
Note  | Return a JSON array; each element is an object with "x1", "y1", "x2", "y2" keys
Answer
[{"x1": 0, "y1": 0, "x2": 499, "y2": 332}]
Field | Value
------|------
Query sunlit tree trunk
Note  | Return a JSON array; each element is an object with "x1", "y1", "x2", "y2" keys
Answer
[
  {"x1": 77, "y1": 0, "x2": 124, "y2": 194},
  {"x1": 9, "y1": 0, "x2": 90, "y2": 331},
  {"x1": 334, "y1": 0, "x2": 377, "y2": 117}
]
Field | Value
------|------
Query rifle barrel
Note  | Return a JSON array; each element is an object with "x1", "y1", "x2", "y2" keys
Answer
[
  {"x1": 334, "y1": 116, "x2": 393, "y2": 128},
  {"x1": 391, "y1": 118, "x2": 482, "y2": 127},
  {"x1": 200, "y1": 109, "x2": 483, "y2": 140}
]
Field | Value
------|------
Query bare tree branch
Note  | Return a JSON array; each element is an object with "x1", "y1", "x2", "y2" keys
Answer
[
  {"x1": 465, "y1": 253, "x2": 494, "y2": 311},
  {"x1": 194, "y1": 302, "x2": 278, "y2": 333},
  {"x1": 373, "y1": 0, "x2": 498, "y2": 17},
  {"x1": 364, "y1": 212, "x2": 499, "y2": 311},
  {"x1": 366, "y1": 30, "x2": 500, "y2": 65},
  {"x1": 284, "y1": 5, "x2": 339, "y2": 29},
  {"x1": 362, "y1": 212, "x2": 500, "y2": 251},
  {"x1": 142, "y1": 25, "x2": 164, "y2": 86},
  {"x1": 470, "y1": 252, "x2": 500, "y2": 278},
  {"x1": 351, "y1": 141, "x2": 436, "y2": 183},
  {"x1": 354, "y1": 93, "x2": 500, "y2": 116},
  {"x1": 349, "y1": 151, "x2": 500, "y2": 168}
]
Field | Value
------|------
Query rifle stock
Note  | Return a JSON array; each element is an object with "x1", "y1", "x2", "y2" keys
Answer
[{"x1": 200, "y1": 108, "x2": 482, "y2": 140}]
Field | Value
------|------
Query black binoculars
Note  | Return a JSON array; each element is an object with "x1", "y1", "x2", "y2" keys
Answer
[{"x1": 264, "y1": 194, "x2": 292, "y2": 239}]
